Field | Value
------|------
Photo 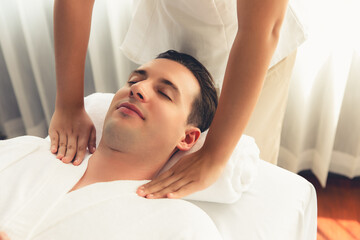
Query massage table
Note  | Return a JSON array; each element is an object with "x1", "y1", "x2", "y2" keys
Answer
[
  {"x1": 190, "y1": 160, "x2": 317, "y2": 239},
  {"x1": 85, "y1": 93, "x2": 318, "y2": 240},
  {"x1": 0, "y1": 93, "x2": 317, "y2": 239}
]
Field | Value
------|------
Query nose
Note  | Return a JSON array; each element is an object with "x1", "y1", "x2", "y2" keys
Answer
[{"x1": 129, "y1": 82, "x2": 149, "y2": 102}]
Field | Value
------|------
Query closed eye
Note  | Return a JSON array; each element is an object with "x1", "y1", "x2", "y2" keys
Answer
[
  {"x1": 127, "y1": 80, "x2": 137, "y2": 85},
  {"x1": 158, "y1": 91, "x2": 172, "y2": 101}
]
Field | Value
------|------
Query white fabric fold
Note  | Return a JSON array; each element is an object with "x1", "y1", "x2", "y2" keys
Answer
[
  {"x1": 159, "y1": 131, "x2": 260, "y2": 203},
  {"x1": 0, "y1": 135, "x2": 317, "y2": 240}
]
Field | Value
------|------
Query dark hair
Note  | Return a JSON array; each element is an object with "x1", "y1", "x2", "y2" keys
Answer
[{"x1": 156, "y1": 50, "x2": 218, "y2": 132}]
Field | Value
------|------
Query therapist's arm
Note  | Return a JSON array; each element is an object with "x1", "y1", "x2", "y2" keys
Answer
[
  {"x1": 137, "y1": 0, "x2": 289, "y2": 198},
  {"x1": 49, "y1": 0, "x2": 96, "y2": 165}
]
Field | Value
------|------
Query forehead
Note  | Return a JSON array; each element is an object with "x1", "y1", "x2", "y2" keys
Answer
[{"x1": 137, "y1": 58, "x2": 200, "y2": 100}]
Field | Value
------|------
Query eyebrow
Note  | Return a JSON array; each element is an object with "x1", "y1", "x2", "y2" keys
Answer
[
  {"x1": 130, "y1": 69, "x2": 180, "y2": 95},
  {"x1": 131, "y1": 69, "x2": 147, "y2": 78}
]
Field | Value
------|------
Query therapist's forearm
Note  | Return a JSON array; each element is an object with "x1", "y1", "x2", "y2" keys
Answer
[
  {"x1": 203, "y1": 35, "x2": 275, "y2": 162},
  {"x1": 203, "y1": 0, "x2": 288, "y2": 164},
  {"x1": 53, "y1": 0, "x2": 95, "y2": 109}
]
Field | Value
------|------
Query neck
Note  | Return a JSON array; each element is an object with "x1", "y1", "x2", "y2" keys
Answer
[{"x1": 75, "y1": 141, "x2": 171, "y2": 190}]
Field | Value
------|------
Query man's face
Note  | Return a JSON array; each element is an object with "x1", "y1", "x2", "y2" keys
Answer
[{"x1": 102, "y1": 58, "x2": 200, "y2": 159}]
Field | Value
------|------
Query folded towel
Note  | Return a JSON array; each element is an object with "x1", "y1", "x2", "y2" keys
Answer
[{"x1": 159, "y1": 130, "x2": 260, "y2": 203}]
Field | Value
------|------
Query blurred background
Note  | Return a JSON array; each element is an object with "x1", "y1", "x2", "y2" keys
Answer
[{"x1": 0, "y1": 0, "x2": 359, "y2": 238}]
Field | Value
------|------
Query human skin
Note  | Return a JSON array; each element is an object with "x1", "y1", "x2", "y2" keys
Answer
[
  {"x1": 49, "y1": 0, "x2": 96, "y2": 164},
  {"x1": 0, "y1": 59, "x2": 202, "y2": 239},
  {"x1": 49, "y1": 0, "x2": 289, "y2": 198},
  {"x1": 0, "y1": 232, "x2": 10, "y2": 240},
  {"x1": 70, "y1": 58, "x2": 201, "y2": 191},
  {"x1": 138, "y1": 0, "x2": 289, "y2": 198}
]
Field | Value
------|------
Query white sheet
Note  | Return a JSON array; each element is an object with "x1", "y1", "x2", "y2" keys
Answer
[
  {"x1": 190, "y1": 160, "x2": 318, "y2": 239},
  {"x1": 0, "y1": 137, "x2": 222, "y2": 240}
]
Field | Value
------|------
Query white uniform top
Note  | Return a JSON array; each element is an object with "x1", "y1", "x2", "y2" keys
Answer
[
  {"x1": 120, "y1": 0, "x2": 307, "y2": 89},
  {"x1": 0, "y1": 136, "x2": 222, "y2": 240}
]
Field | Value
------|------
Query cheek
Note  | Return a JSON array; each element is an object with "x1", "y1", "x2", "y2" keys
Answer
[
  {"x1": 154, "y1": 105, "x2": 186, "y2": 126},
  {"x1": 111, "y1": 87, "x2": 130, "y2": 103},
  {"x1": 150, "y1": 107, "x2": 187, "y2": 141},
  {"x1": 106, "y1": 89, "x2": 129, "y2": 113},
  {"x1": 113, "y1": 89, "x2": 128, "y2": 100}
]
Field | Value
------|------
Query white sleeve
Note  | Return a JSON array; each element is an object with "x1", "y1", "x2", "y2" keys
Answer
[{"x1": 0, "y1": 136, "x2": 43, "y2": 172}]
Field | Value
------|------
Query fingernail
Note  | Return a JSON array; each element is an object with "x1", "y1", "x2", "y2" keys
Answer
[
  {"x1": 51, "y1": 147, "x2": 56, "y2": 153},
  {"x1": 137, "y1": 187, "x2": 145, "y2": 195},
  {"x1": 146, "y1": 194, "x2": 154, "y2": 198},
  {"x1": 168, "y1": 193, "x2": 174, "y2": 198},
  {"x1": 92, "y1": 147, "x2": 96, "y2": 152}
]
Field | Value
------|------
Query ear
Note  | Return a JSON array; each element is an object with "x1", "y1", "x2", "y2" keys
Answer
[{"x1": 176, "y1": 127, "x2": 201, "y2": 151}]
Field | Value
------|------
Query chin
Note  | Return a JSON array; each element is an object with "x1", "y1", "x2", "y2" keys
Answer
[{"x1": 102, "y1": 121, "x2": 137, "y2": 152}]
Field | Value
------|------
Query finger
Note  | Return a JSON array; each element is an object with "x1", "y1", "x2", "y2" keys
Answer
[
  {"x1": 73, "y1": 135, "x2": 88, "y2": 166},
  {"x1": 146, "y1": 178, "x2": 193, "y2": 199},
  {"x1": 138, "y1": 171, "x2": 183, "y2": 197},
  {"x1": 62, "y1": 135, "x2": 77, "y2": 163},
  {"x1": 49, "y1": 130, "x2": 59, "y2": 154},
  {"x1": 167, "y1": 182, "x2": 196, "y2": 199},
  {"x1": 137, "y1": 170, "x2": 174, "y2": 196},
  {"x1": 57, "y1": 133, "x2": 68, "y2": 160},
  {"x1": 0, "y1": 232, "x2": 10, "y2": 240},
  {"x1": 88, "y1": 127, "x2": 96, "y2": 154}
]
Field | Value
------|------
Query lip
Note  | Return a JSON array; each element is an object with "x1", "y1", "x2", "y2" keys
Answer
[{"x1": 116, "y1": 102, "x2": 145, "y2": 120}]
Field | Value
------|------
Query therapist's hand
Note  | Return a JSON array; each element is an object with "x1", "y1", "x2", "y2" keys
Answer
[
  {"x1": 136, "y1": 148, "x2": 225, "y2": 199},
  {"x1": 49, "y1": 106, "x2": 96, "y2": 165},
  {"x1": 0, "y1": 232, "x2": 10, "y2": 240}
]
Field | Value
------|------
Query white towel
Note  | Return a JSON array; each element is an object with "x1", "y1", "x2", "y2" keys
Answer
[{"x1": 159, "y1": 131, "x2": 260, "y2": 203}]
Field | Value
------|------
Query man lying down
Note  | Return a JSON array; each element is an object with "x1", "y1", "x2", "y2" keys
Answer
[{"x1": 0, "y1": 50, "x2": 222, "y2": 240}]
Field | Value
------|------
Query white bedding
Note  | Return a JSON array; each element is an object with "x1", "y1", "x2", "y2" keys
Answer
[
  {"x1": 0, "y1": 91, "x2": 317, "y2": 240},
  {"x1": 0, "y1": 137, "x2": 222, "y2": 240},
  {"x1": 0, "y1": 136, "x2": 317, "y2": 240},
  {"x1": 82, "y1": 92, "x2": 317, "y2": 239},
  {"x1": 190, "y1": 160, "x2": 317, "y2": 239}
]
